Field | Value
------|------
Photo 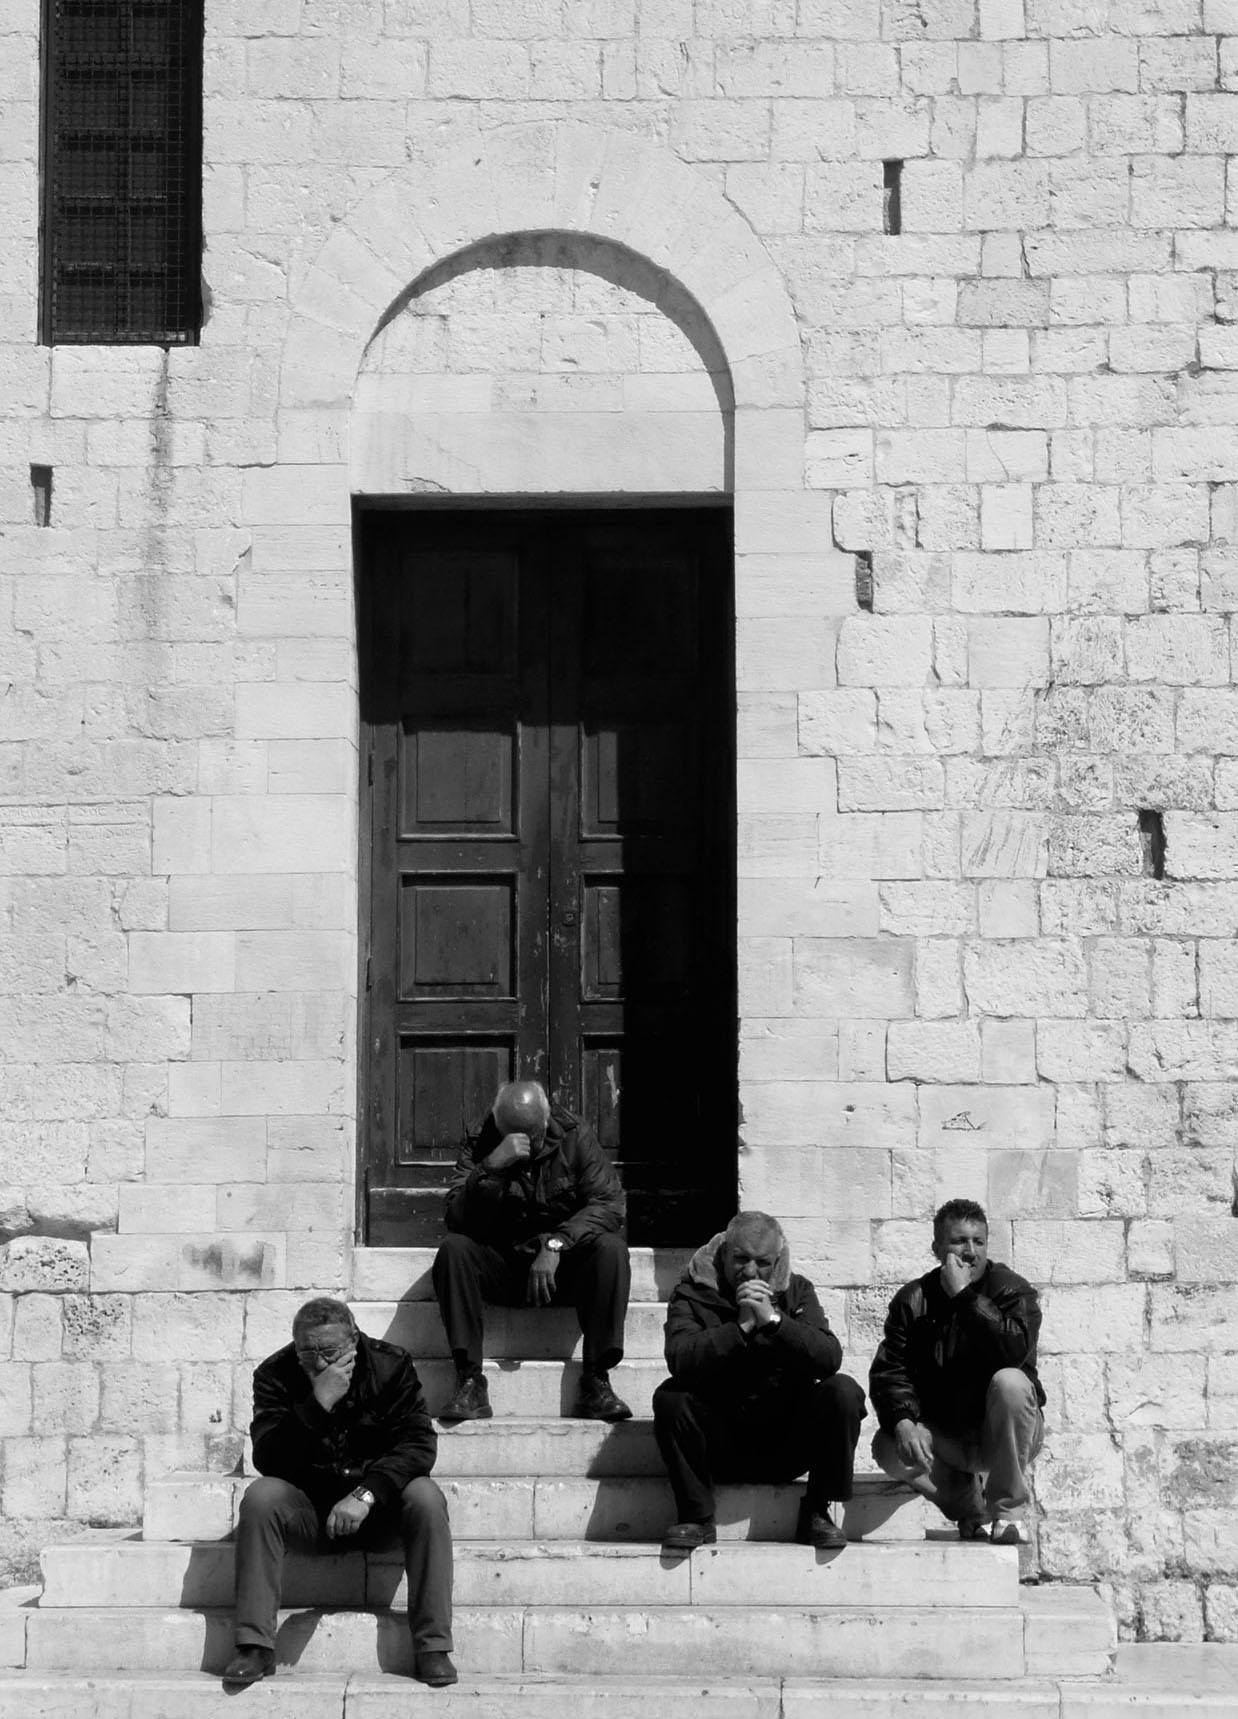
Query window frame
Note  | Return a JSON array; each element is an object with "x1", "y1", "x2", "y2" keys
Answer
[{"x1": 39, "y1": 0, "x2": 204, "y2": 347}]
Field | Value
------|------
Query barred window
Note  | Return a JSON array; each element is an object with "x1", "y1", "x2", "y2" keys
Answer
[{"x1": 41, "y1": 0, "x2": 203, "y2": 345}]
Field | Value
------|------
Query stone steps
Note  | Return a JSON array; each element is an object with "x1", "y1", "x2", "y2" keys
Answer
[
  {"x1": 17, "y1": 1669, "x2": 1236, "y2": 1719},
  {"x1": 40, "y1": 1536, "x2": 1019, "y2": 1611},
  {"x1": 351, "y1": 1247, "x2": 692, "y2": 1305},
  {"x1": 143, "y1": 1468, "x2": 936, "y2": 1543},
  {"x1": 18, "y1": 1600, "x2": 1034, "y2": 1679},
  {"x1": 354, "y1": 1300, "x2": 668, "y2": 1360}
]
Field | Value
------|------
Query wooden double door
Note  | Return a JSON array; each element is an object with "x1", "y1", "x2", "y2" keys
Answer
[{"x1": 359, "y1": 508, "x2": 736, "y2": 1245}]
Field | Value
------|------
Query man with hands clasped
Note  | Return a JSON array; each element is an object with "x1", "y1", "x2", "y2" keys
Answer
[
  {"x1": 653, "y1": 1211, "x2": 866, "y2": 1554},
  {"x1": 432, "y1": 1079, "x2": 632, "y2": 1422},
  {"x1": 870, "y1": 1199, "x2": 1045, "y2": 1545},
  {"x1": 223, "y1": 1298, "x2": 455, "y2": 1688}
]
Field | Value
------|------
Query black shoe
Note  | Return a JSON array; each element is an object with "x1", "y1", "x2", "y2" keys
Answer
[
  {"x1": 413, "y1": 1650, "x2": 459, "y2": 1687},
  {"x1": 797, "y1": 1502, "x2": 847, "y2": 1550},
  {"x1": 958, "y1": 1517, "x2": 990, "y2": 1542},
  {"x1": 662, "y1": 1520, "x2": 717, "y2": 1553},
  {"x1": 440, "y1": 1372, "x2": 492, "y2": 1421},
  {"x1": 571, "y1": 1370, "x2": 633, "y2": 1421},
  {"x1": 221, "y1": 1645, "x2": 275, "y2": 1685}
]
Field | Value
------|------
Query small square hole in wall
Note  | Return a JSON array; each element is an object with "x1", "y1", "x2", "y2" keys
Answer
[
  {"x1": 31, "y1": 465, "x2": 52, "y2": 527},
  {"x1": 854, "y1": 550, "x2": 874, "y2": 612},
  {"x1": 883, "y1": 161, "x2": 902, "y2": 236},
  {"x1": 1138, "y1": 809, "x2": 1165, "y2": 880}
]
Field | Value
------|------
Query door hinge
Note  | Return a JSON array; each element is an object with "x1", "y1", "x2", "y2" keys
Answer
[
  {"x1": 367, "y1": 750, "x2": 374, "y2": 785},
  {"x1": 365, "y1": 956, "x2": 372, "y2": 992}
]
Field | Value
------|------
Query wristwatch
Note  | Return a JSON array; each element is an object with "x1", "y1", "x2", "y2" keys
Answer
[
  {"x1": 350, "y1": 1485, "x2": 376, "y2": 1507},
  {"x1": 545, "y1": 1236, "x2": 565, "y2": 1253}
]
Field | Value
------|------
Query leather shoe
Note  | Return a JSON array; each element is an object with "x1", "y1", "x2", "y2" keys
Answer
[
  {"x1": 989, "y1": 1519, "x2": 1029, "y2": 1545},
  {"x1": 662, "y1": 1520, "x2": 717, "y2": 1553},
  {"x1": 221, "y1": 1645, "x2": 275, "y2": 1685},
  {"x1": 413, "y1": 1650, "x2": 459, "y2": 1687},
  {"x1": 957, "y1": 1517, "x2": 989, "y2": 1542},
  {"x1": 571, "y1": 1371, "x2": 632, "y2": 1421},
  {"x1": 440, "y1": 1372, "x2": 492, "y2": 1421},
  {"x1": 796, "y1": 1503, "x2": 847, "y2": 1550}
]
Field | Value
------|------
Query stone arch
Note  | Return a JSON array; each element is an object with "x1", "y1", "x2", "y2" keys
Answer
[
  {"x1": 351, "y1": 230, "x2": 738, "y2": 495},
  {"x1": 278, "y1": 120, "x2": 804, "y2": 479}
]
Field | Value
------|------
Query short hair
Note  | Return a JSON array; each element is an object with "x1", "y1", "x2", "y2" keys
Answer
[
  {"x1": 933, "y1": 1199, "x2": 988, "y2": 1243},
  {"x1": 724, "y1": 1210, "x2": 784, "y2": 1254},
  {"x1": 493, "y1": 1080, "x2": 551, "y2": 1134},
  {"x1": 291, "y1": 1297, "x2": 355, "y2": 1337}
]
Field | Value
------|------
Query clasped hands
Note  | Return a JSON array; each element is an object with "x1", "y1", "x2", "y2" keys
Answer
[{"x1": 736, "y1": 1277, "x2": 778, "y2": 1333}]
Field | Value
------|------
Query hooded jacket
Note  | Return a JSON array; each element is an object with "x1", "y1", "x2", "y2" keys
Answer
[
  {"x1": 250, "y1": 1330, "x2": 436, "y2": 1511},
  {"x1": 868, "y1": 1260, "x2": 1046, "y2": 1436},
  {"x1": 662, "y1": 1231, "x2": 843, "y2": 1412},
  {"x1": 444, "y1": 1100, "x2": 625, "y2": 1255}
]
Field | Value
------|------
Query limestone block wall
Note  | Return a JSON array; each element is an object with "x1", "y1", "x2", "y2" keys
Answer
[{"x1": 0, "y1": 0, "x2": 1235, "y2": 1641}]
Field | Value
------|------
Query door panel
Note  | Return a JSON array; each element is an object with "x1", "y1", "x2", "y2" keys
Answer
[{"x1": 360, "y1": 508, "x2": 735, "y2": 1245}]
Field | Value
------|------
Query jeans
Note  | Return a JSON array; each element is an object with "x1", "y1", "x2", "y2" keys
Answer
[
  {"x1": 234, "y1": 1474, "x2": 453, "y2": 1653},
  {"x1": 871, "y1": 1367, "x2": 1044, "y2": 1522}
]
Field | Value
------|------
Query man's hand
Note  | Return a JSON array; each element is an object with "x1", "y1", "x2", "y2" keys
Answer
[
  {"x1": 939, "y1": 1251, "x2": 972, "y2": 1298},
  {"x1": 527, "y1": 1244, "x2": 559, "y2": 1306},
  {"x1": 485, "y1": 1131, "x2": 533, "y2": 1172},
  {"x1": 311, "y1": 1345, "x2": 356, "y2": 1412},
  {"x1": 894, "y1": 1417, "x2": 934, "y2": 1473},
  {"x1": 325, "y1": 1491, "x2": 371, "y2": 1540},
  {"x1": 736, "y1": 1279, "x2": 777, "y2": 1332}
]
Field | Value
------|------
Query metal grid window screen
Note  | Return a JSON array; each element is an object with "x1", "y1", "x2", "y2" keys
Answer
[{"x1": 42, "y1": 0, "x2": 202, "y2": 344}]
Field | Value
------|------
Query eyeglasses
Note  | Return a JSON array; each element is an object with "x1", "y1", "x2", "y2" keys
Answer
[{"x1": 295, "y1": 1341, "x2": 353, "y2": 1367}]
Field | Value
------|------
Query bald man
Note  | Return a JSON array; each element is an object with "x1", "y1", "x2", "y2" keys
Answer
[
  {"x1": 653, "y1": 1212, "x2": 866, "y2": 1553},
  {"x1": 431, "y1": 1080, "x2": 632, "y2": 1422}
]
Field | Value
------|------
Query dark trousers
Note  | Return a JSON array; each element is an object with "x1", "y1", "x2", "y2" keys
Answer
[
  {"x1": 432, "y1": 1229, "x2": 631, "y2": 1373},
  {"x1": 234, "y1": 1475, "x2": 453, "y2": 1653},
  {"x1": 653, "y1": 1374, "x2": 867, "y2": 1523}
]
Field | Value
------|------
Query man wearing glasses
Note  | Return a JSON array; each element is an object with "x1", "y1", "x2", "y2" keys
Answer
[{"x1": 222, "y1": 1297, "x2": 455, "y2": 1688}]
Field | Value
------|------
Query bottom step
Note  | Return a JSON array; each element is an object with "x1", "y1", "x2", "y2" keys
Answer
[{"x1": 3, "y1": 1671, "x2": 1236, "y2": 1719}]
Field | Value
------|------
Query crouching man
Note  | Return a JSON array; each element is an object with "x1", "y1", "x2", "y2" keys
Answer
[
  {"x1": 223, "y1": 1297, "x2": 455, "y2": 1688},
  {"x1": 870, "y1": 1198, "x2": 1045, "y2": 1545},
  {"x1": 653, "y1": 1211, "x2": 866, "y2": 1553}
]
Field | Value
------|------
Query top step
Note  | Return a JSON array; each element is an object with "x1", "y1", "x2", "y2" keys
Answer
[{"x1": 351, "y1": 1247, "x2": 693, "y2": 1305}]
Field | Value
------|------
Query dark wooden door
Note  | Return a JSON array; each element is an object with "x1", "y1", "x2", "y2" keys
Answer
[{"x1": 360, "y1": 508, "x2": 735, "y2": 1245}]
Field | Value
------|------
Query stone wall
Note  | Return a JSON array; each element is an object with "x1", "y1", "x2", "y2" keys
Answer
[{"x1": 0, "y1": 0, "x2": 1237, "y2": 1640}]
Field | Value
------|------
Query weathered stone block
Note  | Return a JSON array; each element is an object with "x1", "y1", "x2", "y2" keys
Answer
[
  {"x1": 0, "y1": 1237, "x2": 88, "y2": 1294},
  {"x1": 792, "y1": 937, "x2": 915, "y2": 1017}
]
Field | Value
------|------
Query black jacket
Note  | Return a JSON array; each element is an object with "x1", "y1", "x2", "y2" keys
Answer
[
  {"x1": 663, "y1": 1234, "x2": 843, "y2": 1415},
  {"x1": 249, "y1": 1331, "x2": 437, "y2": 1510},
  {"x1": 444, "y1": 1101, "x2": 625, "y2": 1255},
  {"x1": 869, "y1": 1261, "x2": 1046, "y2": 1436}
]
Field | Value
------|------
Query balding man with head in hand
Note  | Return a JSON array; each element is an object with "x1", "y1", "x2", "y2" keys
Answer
[{"x1": 432, "y1": 1079, "x2": 632, "y2": 1423}]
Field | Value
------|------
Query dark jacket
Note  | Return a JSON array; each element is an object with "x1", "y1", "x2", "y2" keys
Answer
[
  {"x1": 249, "y1": 1331, "x2": 436, "y2": 1511},
  {"x1": 869, "y1": 1261, "x2": 1046, "y2": 1436},
  {"x1": 663, "y1": 1232, "x2": 843, "y2": 1415},
  {"x1": 444, "y1": 1101, "x2": 625, "y2": 1255}
]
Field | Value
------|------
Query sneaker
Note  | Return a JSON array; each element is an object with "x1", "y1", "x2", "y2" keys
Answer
[
  {"x1": 440, "y1": 1372, "x2": 492, "y2": 1421},
  {"x1": 661, "y1": 1520, "x2": 717, "y2": 1553},
  {"x1": 957, "y1": 1517, "x2": 989, "y2": 1542},
  {"x1": 990, "y1": 1519, "x2": 1029, "y2": 1545},
  {"x1": 571, "y1": 1370, "x2": 633, "y2": 1422},
  {"x1": 796, "y1": 1502, "x2": 847, "y2": 1550},
  {"x1": 413, "y1": 1650, "x2": 459, "y2": 1687},
  {"x1": 221, "y1": 1645, "x2": 275, "y2": 1685}
]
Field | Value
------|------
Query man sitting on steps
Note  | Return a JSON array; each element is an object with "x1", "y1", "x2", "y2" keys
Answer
[
  {"x1": 222, "y1": 1297, "x2": 456, "y2": 1689},
  {"x1": 653, "y1": 1210, "x2": 866, "y2": 1553},
  {"x1": 869, "y1": 1197, "x2": 1046, "y2": 1546},
  {"x1": 432, "y1": 1078, "x2": 632, "y2": 1423}
]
